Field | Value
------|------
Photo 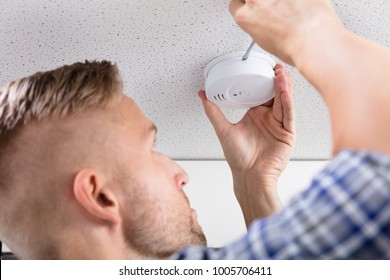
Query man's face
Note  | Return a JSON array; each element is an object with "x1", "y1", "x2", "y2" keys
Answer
[{"x1": 111, "y1": 95, "x2": 206, "y2": 258}]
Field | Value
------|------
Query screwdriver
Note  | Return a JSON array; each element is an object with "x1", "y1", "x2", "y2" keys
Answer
[{"x1": 242, "y1": 40, "x2": 255, "y2": 61}]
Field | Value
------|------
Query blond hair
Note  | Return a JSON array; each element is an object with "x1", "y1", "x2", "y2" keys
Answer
[
  {"x1": 0, "y1": 60, "x2": 123, "y2": 136},
  {"x1": 0, "y1": 61, "x2": 123, "y2": 255}
]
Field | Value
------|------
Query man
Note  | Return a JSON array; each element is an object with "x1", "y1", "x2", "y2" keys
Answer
[
  {"x1": 4, "y1": 0, "x2": 387, "y2": 260},
  {"x1": 0, "y1": 58, "x2": 294, "y2": 259},
  {"x1": 173, "y1": 0, "x2": 390, "y2": 259}
]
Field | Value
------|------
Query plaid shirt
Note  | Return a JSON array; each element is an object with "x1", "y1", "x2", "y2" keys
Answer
[{"x1": 172, "y1": 150, "x2": 390, "y2": 259}]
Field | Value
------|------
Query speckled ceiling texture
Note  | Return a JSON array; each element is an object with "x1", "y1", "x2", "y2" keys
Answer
[{"x1": 1, "y1": 0, "x2": 389, "y2": 159}]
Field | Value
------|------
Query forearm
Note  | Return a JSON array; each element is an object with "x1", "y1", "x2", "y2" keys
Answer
[
  {"x1": 292, "y1": 23, "x2": 390, "y2": 155},
  {"x1": 233, "y1": 176, "x2": 282, "y2": 228}
]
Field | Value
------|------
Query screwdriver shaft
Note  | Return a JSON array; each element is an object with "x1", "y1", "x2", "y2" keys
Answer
[{"x1": 242, "y1": 40, "x2": 255, "y2": 61}]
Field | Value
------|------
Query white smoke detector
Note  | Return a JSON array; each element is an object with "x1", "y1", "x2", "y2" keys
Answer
[{"x1": 204, "y1": 51, "x2": 276, "y2": 109}]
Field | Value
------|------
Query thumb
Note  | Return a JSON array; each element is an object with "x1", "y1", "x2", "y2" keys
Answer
[{"x1": 198, "y1": 90, "x2": 231, "y2": 141}]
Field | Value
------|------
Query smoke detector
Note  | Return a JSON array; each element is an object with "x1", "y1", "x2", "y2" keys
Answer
[{"x1": 204, "y1": 51, "x2": 276, "y2": 109}]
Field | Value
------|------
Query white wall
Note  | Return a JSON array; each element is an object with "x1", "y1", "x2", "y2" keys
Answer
[
  {"x1": 180, "y1": 160, "x2": 328, "y2": 248},
  {"x1": 2, "y1": 160, "x2": 327, "y2": 254}
]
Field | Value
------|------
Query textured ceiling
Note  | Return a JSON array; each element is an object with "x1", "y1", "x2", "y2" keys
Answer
[{"x1": 1, "y1": 0, "x2": 389, "y2": 159}]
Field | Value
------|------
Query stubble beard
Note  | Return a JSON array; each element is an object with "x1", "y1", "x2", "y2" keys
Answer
[{"x1": 121, "y1": 193, "x2": 206, "y2": 259}]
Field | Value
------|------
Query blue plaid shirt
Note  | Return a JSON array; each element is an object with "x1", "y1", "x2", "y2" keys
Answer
[{"x1": 172, "y1": 150, "x2": 390, "y2": 259}]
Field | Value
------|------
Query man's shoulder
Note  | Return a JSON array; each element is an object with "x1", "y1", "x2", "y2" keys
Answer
[
  {"x1": 323, "y1": 149, "x2": 390, "y2": 175},
  {"x1": 266, "y1": 149, "x2": 390, "y2": 259},
  {"x1": 307, "y1": 149, "x2": 390, "y2": 197},
  {"x1": 172, "y1": 150, "x2": 390, "y2": 260}
]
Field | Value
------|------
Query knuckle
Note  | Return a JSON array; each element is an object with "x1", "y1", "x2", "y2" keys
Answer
[{"x1": 234, "y1": 9, "x2": 249, "y2": 26}]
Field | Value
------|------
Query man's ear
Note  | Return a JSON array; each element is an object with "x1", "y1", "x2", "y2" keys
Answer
[{"x1": 73, "y1": 169, "x2": 121, "y2": 225}]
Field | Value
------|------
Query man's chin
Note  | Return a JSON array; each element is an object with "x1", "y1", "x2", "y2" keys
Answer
[
  {"x1": 196, "y1": 233, "x2": 207, "y2": 246},
  {"x1": 190, "y1": 220, "x2": 207, "y2": 246}
]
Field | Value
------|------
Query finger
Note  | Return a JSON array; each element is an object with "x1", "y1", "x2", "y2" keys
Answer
[
  {"x1": 281, "y1": 90, "x2": 295, "y2": 133},
  {"x1": 273, "y1": 65, "x2": 287, "y2": 123},
  {"x1": 286, "y1": 72, "x2": 293, "y2": 95},
  {"x1": 274, "y1": 64, "x2": 284, "y2": 72},
  {"x1": 198, "y1": 90, "x2": 231, "y2": 141},
  {"x1": 229, "y1": 0, "x2": 245, "y2": 16},
  {"x1": 282, "y1": 70, "x2": 294, "y2": 132},
  {"x1": 277, "y1": 63, "x2": 293, "y2": 94}
]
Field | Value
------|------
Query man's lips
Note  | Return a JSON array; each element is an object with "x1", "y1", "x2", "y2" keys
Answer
[{"x1": 190, "y1": 208, "x2": 198, "y2": 219}]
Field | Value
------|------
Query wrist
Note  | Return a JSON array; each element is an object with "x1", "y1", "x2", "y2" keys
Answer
[
  {"x1": 233, "y1": 175, "x2": 277, "y2": 194},
  {"x1": 291, "y1": 17, "x2": 346, "y2": 68},
  {"x1": 232, "y1": 170, "x2": 279, "y2": 194},
  {"x1": 233, "y1": 174, "x2": 282, "y2": 225},
  {"x1": 233, "y1": 176, "x2": 280, "y2": 206}
]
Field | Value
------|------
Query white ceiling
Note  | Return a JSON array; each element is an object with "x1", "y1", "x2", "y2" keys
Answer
[{"x1": 1, "y1": 0, "x2": 389, "y2": 160}]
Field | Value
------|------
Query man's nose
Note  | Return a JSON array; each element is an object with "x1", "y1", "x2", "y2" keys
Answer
[
  {"x1": 174, "y1": 163, "x2": 189, "y2": 190},
  {"x1": 160, "y1": 153, "x2": 190, "y2": 190}
]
